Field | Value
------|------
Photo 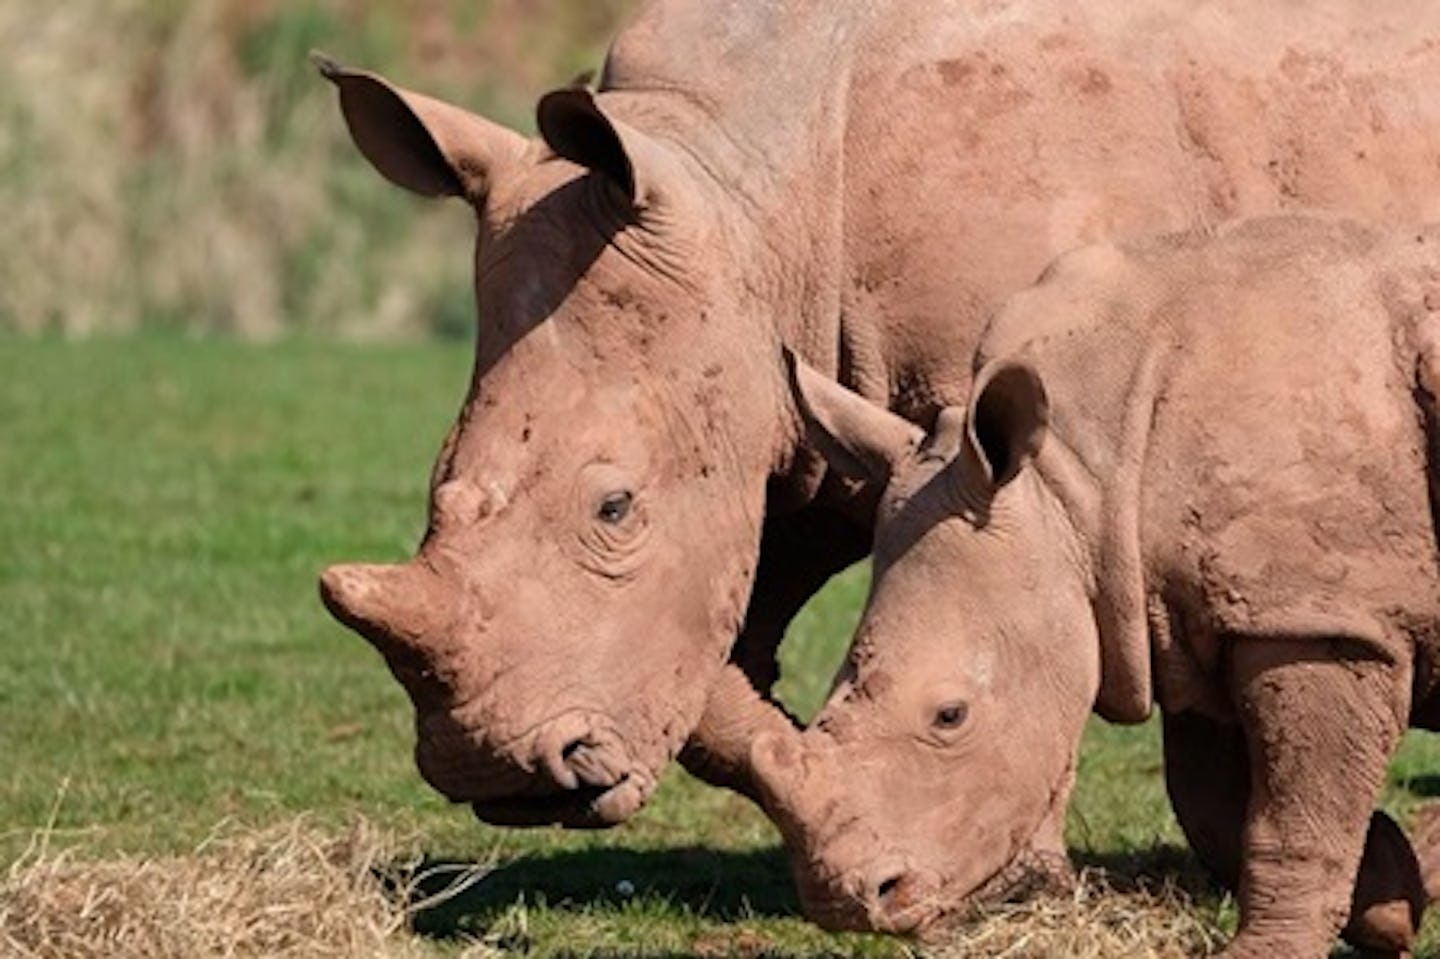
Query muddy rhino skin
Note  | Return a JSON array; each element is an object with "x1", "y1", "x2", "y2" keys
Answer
[
  {"x1": 317, "y1": 1, "x2": 1440, "y2": 829},
  {"x1": 753, "y1": 216, "x2": 1440, "y2": 957}
]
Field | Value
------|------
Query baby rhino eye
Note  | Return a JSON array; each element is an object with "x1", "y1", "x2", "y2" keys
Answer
[
  {"x1": 933, "y1": 701, "x2": 969, "y2": 730},
  {"x1": 597, "y1": 490, "x2": 634, "y2": 524}
]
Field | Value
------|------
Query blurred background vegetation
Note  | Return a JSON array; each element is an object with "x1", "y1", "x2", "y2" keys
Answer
[{"x1": 0, "y1": 0, "x2": 634, "y2": 341}]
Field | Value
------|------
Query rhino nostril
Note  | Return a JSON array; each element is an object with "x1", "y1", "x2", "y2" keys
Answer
[
  {"x1": 876, "y1": 875, "x2": 903, "y2": 901},
  {"x1": 561, "y1": 738, "x2": 586, "y2": 761}
]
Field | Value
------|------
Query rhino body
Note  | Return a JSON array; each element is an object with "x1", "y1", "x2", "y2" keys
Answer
[
  {"x1": 319, "y1": 1, "x2": 1440, "y2": 828},
  {"x1": 757, "y1": 215, "x2": 1440, "y2": 956}
]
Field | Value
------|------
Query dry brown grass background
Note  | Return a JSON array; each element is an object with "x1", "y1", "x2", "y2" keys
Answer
[{"x1": 0, "y1": 0, "x2": 629, "y2": 339}]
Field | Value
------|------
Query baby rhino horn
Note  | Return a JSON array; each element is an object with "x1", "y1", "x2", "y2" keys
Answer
[
  {"x1": 318, "y1": 561, "x2": 454, "y2": 650},
  {"x1": 750, "y1": 728, "x2": 816, "y2": 832}
]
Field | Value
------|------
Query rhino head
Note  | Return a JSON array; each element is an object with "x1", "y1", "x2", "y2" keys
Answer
[
  {"x1": 315, "y1": 60, "x2": 791, "y2": 828},
  {"x1": 750, "y1": 357, "x2": 1095, "y2": 933}
]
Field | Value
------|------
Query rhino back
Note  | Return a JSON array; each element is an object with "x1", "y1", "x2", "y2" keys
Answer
[
  {"x1": 1149, "y1": 220, "x2": 1440, "y2": 720},
  {"x1": 991, "y1": 216, "x2": 1440, "y2": 716},
  {"x1": 601, "y1": 1, "x2": 1440, "y2": 422}
]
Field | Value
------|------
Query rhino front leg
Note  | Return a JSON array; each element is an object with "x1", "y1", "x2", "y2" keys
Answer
[
  {"x1": 1222, "y1": 637, "x2": 1410, "y2": 959},
  {"x1": 1165, "y1": 708, "x2": 1422, "y2": 957},
  {"x1": 1163, "y1": 709, "x2": 1248, "y2": 886},
  {"x1": 679, "y1": 506, "x2": 870, "y2": 800}
]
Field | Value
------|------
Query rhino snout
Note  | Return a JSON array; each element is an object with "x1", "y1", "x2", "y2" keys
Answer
[
  {"x1": 800, "y1": 862, "x2": 936, "y2": 935},
  {"x1": 789, "y1": 860, "x2": 925, "y2": 934},
  {"x1": 416, "y1": 707, "x2": 654, "y2": 828},
  {"x1": 532, "y1": 711, "x2": 636, "y2": 793},
  {"x1": 868, "y1": 867, "x2": 934, "y2": 935}
]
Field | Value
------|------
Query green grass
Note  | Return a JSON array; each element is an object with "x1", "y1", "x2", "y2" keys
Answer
[{"x1": 2, "y1": 335, "x2": 1439, "y2": 956}]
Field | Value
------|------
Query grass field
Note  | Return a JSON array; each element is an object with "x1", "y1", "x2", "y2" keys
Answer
[{"x1": 3, "y1": 336, "x2": 1440, "y2": 956}]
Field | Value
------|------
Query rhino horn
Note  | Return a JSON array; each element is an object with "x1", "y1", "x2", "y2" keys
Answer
[
  {"x1": 749, "y1": 727, "x2": 819, "y2": 832},
  {"x1": 785, "y1": 349, "x2": 925, "y2": 485},
  {"x1": 318, "y1": 561, "x2": 454, "y2": 650}
]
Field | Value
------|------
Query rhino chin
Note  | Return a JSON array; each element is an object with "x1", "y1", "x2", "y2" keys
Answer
[{"x1": 470, "y1": 771, "x2": 657, "y2": 830}]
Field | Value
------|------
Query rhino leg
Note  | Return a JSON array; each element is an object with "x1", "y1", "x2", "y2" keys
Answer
[
  {"x1": 1220, "y1": 637, "x2": 1409, "y2": 959},
  {"x1": 1163, "y1": 709, "x2": 1248, "y2": 886},
  {"x1": 678, "y1": 507, "x2": 870, "y2": 799},
  {"x1": 1166, "y1": 706, "x2": 1422, "y2": 956}
]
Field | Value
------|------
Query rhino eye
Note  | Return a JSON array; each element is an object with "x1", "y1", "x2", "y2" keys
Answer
[
  {"x1": 597, "y1": 490, "x2": 634, "y2": 524},
  {"x1": 933, "y1": 701, "x2": 969, "y2": 730}
]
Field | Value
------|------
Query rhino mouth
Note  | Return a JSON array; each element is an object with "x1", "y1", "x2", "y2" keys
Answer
[
  {"x1": 470, "y1": 771, "x2": 655, "y2": 829},
  {"x1": 912, "y1": 846, "x2": 1074, "y2": 937},
  {"x1": 962, "y1": 846, "x2": 1073, "y2": 910},
  {"x1": 470, "y1": 788, "x2": 614, "y2": 828},
  {"x1": 418, "y1": 704, "x2": 662, "y2": 829},
  {"x1": 801, "y1": 844, "x2": 1073, "y2": 937}
]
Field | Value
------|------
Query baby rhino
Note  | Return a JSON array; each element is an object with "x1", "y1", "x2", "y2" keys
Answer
[{"x1": 754, "y1": 216, "x2": 1440, "y2": 958}]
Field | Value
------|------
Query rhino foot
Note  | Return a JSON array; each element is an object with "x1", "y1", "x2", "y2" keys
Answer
[{"x1": 1342, "y1": 811, "x2": 1424, "y2": 957}]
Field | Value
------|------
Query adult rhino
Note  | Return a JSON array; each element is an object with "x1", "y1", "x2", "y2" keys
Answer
[
  {"x1": 316, "y1": 1, "x2": 1440, "y2": 829},
  {"x1": 753, "y1": 215, "x2": 1440, "y2": 957}
]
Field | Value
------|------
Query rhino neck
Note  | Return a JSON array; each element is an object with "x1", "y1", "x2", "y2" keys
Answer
[
  {"x1": 600, "y1": 0, "x2": 866, "y2": 217},
  {"x1": 1032, "y1": 335, "x2": 1176, "y2": 725},
  {"x1": 590, "y1": 77, "x2": 858, "y2": 491},
  {"x1": 600, "y1": 1, "x2": 871, "y2": 384}
]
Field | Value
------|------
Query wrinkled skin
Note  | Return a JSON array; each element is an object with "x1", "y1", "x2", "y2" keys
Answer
[
  {"x1": 753, "y1": 217, "x2": 1440, "y2": 956},
  {"x1": 316, "y1": 2, "x2": 1440, "y2": 829}
]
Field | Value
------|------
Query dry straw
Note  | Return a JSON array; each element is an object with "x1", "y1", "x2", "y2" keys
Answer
[
  {"x1": 925, "y1": 869, "x2": 1225, "y2": 959},
  {"x1": 0, "y1": 816, "x2": 494, "y2": 959},
  {"x1": 1, "y1": 799, "x2": 1222, "y2": 958}
]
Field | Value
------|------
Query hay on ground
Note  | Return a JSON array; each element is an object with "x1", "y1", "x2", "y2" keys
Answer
[
  {"x1": 1, "y1": 816, "x2": 1224, "y2": 958},
  {"x1": 0, "y1": 816, "x2": 492, "y2": 959},
  {"x1": 927, "y1": 869, "x2": 1226, "y2": 959}
]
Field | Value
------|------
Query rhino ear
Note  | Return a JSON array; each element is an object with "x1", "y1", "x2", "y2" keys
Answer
[
  {"x1": 537, "y1": 87, "x2": 670, "y2": 205},
  {"x1": 786, "y1": 349, "x2": 924, "y2": 485},
  {"x1": 958, "y1": 361, "x2": 1049, "y2": 492},
  {"x1": 315, "y1": 54, "x2": 525, "y2": 201}
]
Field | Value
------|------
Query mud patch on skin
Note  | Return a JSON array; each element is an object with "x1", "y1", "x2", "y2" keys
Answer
[{"x1": 1074, "y1": 66, "x2": 1113, "y2": 97}]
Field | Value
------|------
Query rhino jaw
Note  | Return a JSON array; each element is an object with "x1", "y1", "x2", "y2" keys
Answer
[
  {"x1": 417, "y1": 706, "x2": 663, "y2": 830},
  {"x1": 467, "y1": 767, "x2": 657, "y2": 830}
]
